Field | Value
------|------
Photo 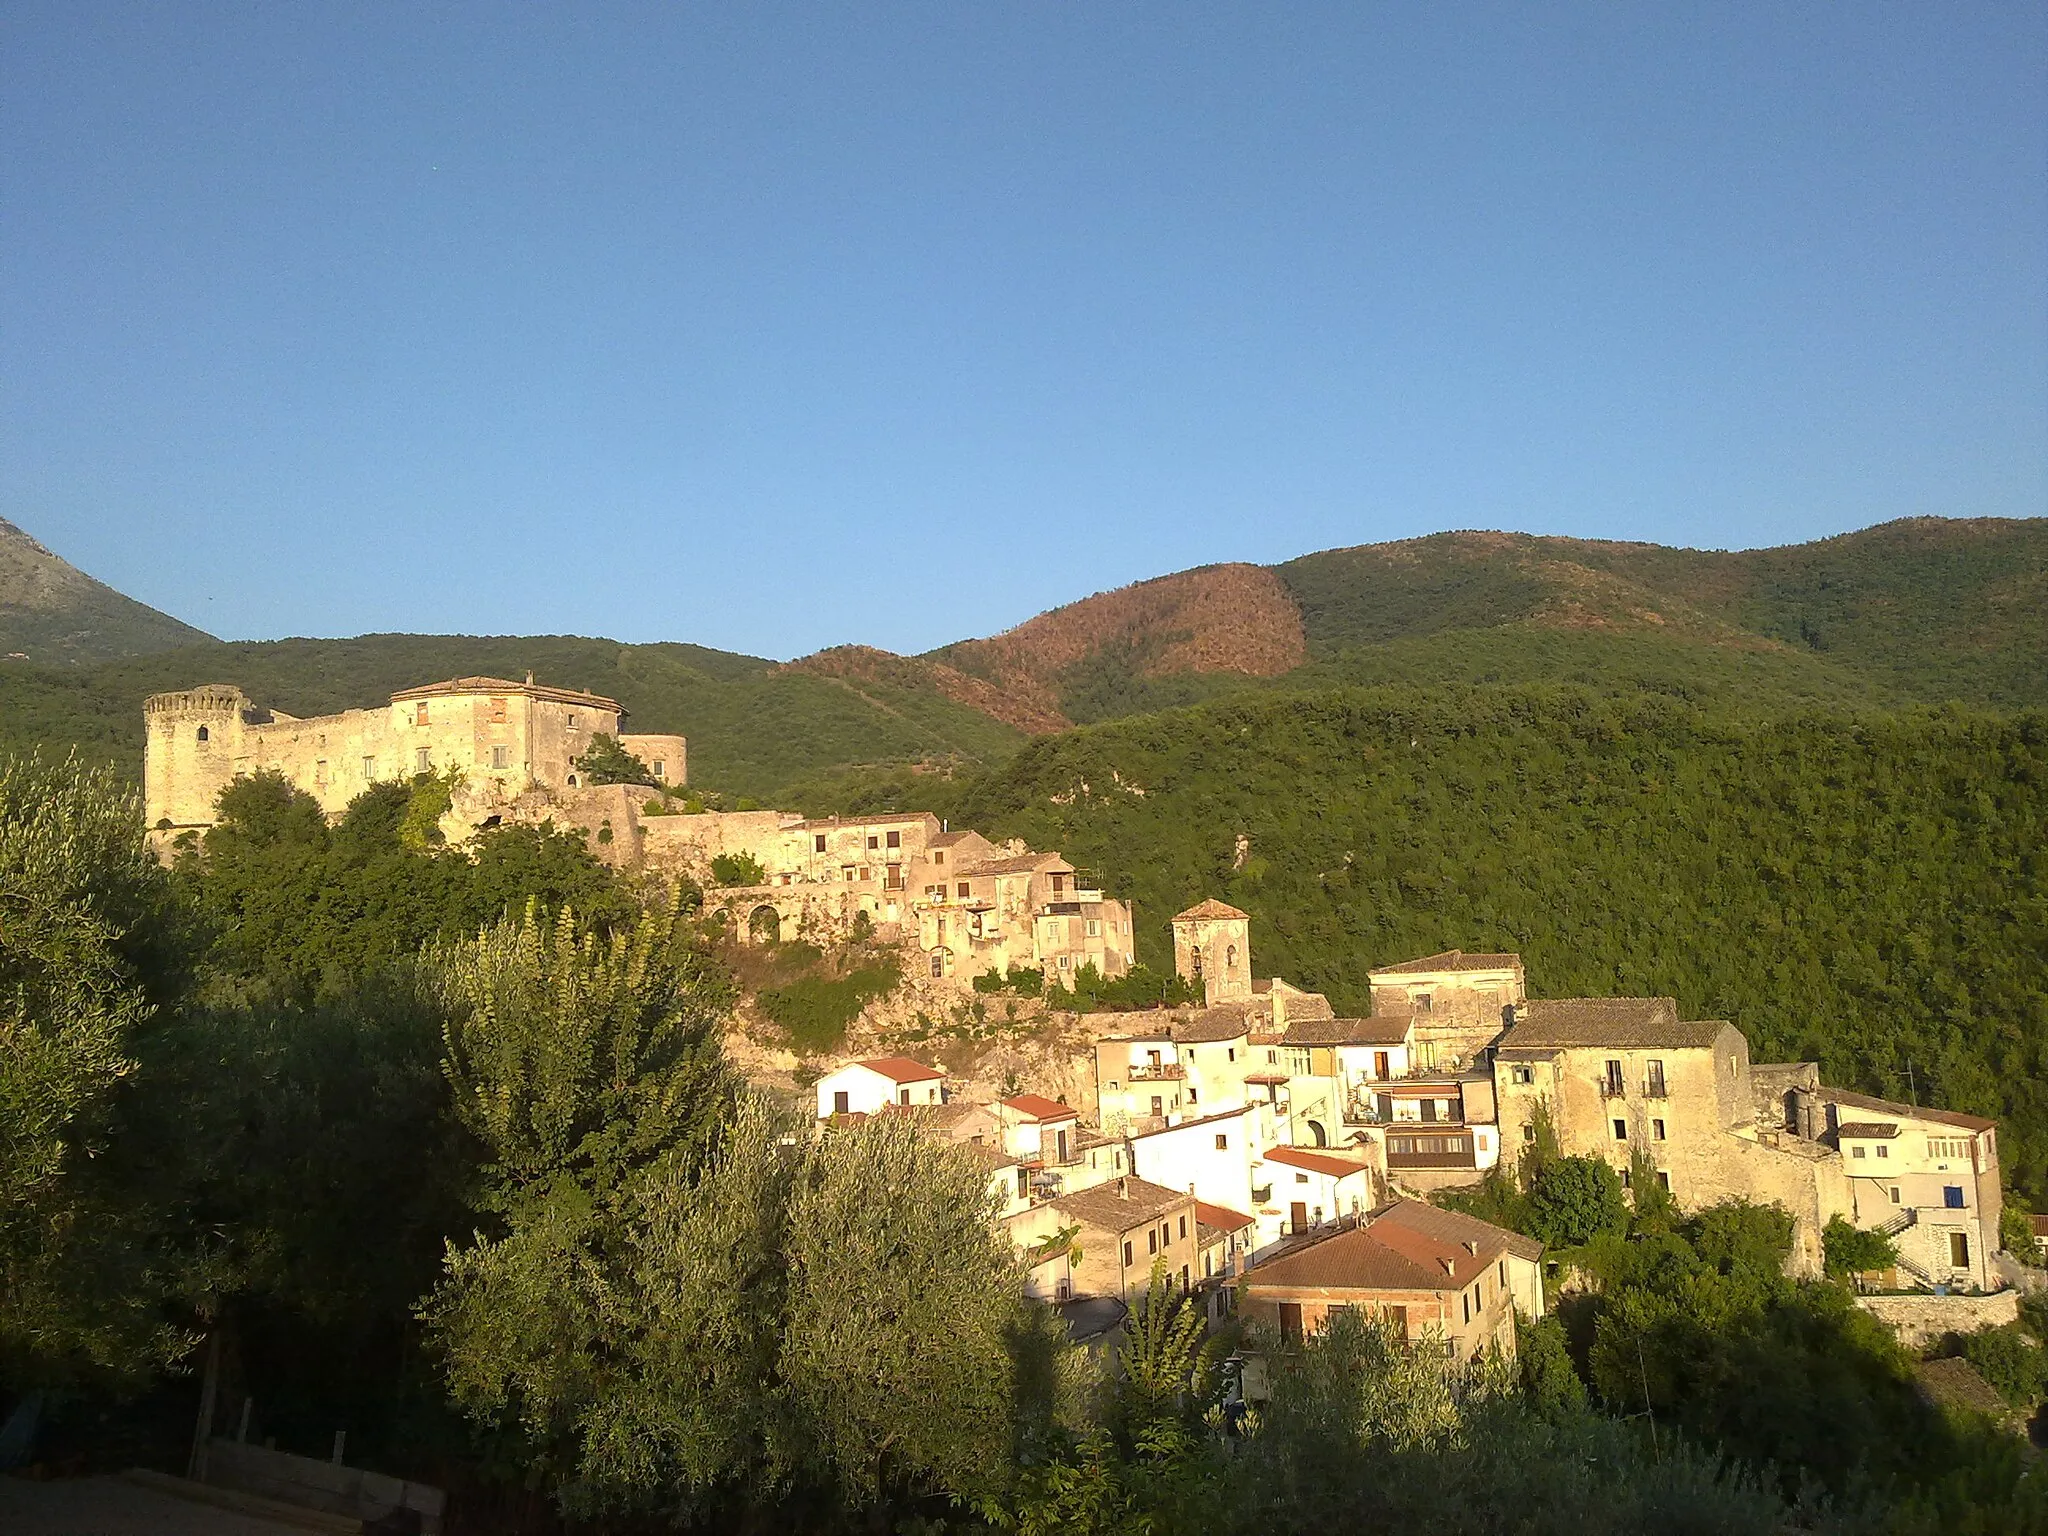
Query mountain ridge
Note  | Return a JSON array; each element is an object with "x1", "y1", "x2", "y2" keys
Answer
[{"x1": 0, "y1": 517, "x2": 216, "y2": 664}]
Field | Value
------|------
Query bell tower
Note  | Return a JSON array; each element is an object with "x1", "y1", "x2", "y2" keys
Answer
[{"x1": 1171, "y1": 898, "x2": 1253, "y2": 1006}]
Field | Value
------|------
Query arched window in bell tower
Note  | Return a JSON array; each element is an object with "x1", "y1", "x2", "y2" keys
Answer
[
  {"x1": 1227, "y1": 943, "x2": 1238, "y2": 974},
  {"x1": 196, "y1": 725, "x2": 209, "y2": 742},
  {"x1": 1191, "y1": 945, "x2": 1203, "y2": 977}
]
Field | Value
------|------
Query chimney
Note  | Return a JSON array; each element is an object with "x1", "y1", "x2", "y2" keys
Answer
[
  {"x1": 1465, "y1": 1240, "x2": 1479, "y2": 1255},
  {"x1": 1440, "y1": 1257, "x2": 1457, "y2": 1275},
  {"x1": 524, "y1": 671, "x2": 534, "y2": 685},
  {"x1": 1118, "y1": 1176, "x2": 1129, "y2": 1198}
]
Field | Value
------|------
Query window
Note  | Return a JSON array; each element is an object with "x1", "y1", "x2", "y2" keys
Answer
[
  {"x1": 1612, "y1": 1118, "x2": 1628, "y2": 1141},
  {"x1": 565, "y1": 713, "x2": 580, "y2": 732},
  {"x1": 1510, "y1": 1065, "x2": 1533, "y2": 1085},
  {"x1": 1522, "y1": 1122, "x2": 1536, "y2": 1143},
  {"x1": 898, "y1": 1088, "x2": 911, "y2": 1107},
  {"x1": 1415, "y1": 992, "x2": 1432, "y2": 1013},
  {"x1": 196, "y1": 725, "x2": 210, "y2": 742},
  {"x1": 866, "y1": 835, "x2": 879, "y2": 850},
  {"x1": 314, "y1": 760, "x2": 327, "y2": 787},
  {"x1": 1215, "y1": 1134, "x2": 1229, "y2": 1151},
  {"x1": 1656, "y1": 1170, "x2": 1671, "y2": 1191},
  {"x1": 1375, "y1": 1050, "x2": 1391, "y2": 1078},
  {"x1": 488, "y1": 697, "x2": 507, "y2": 723},
  {"x1": 362, "y1": 756, "x2": 376, "y2": 779},
  {"x1": 842, "y1": 866, "x2": 855, "y2": 882},
  {"x1": 492, "y1": 745, "x2": 509, "y2": 769},
  {"x1": 415, "y1": 747, "x2": 431, "y2": 773},
  {"x1": 1603, "y1": 1059, "x2": 1625, "y2": 1095},
  {"x1": 1178, "y1": 1215, "x2": 1187, "y2": 1240},
  {"x1": 933, "y1": 850, "x2": 944, "y2": 865},
  {"x1": 1123, "y1": 1241, "x2": 1133, "y2": 1267},
  {"x1": 1876, "y1": 1144, "x2": 1889, "y2": 1159},
  {"x1": 1058, "y1": 955, "x2": 1071, "y2": 969},
  {"x1": 1191, "y1": 946, "x2": 1203, "y2": 977},
  {"x1": 833, "y1": 1090, "x2": 849, "y2": 1115},
  {"x1": 886, "y1": 830, "x2": 900, "y2": 849},
  {"x1": 1016, "y1": 1169, "x2": 1029, "y2": 1199},
  {"x1": 652, "y1": 759, "x2": 665, "y2": 779},
  {"x1": 930, "y1": 953, "x2": 944, "y2": 978},
  {"x1": 1462, "y1": 1291, "x2": 1470, "y2": 1324},
  {"x1": 414, "y1": 701, "x2": 429, "y2": 726},
  {"x1": 1148, "y1": 1230, "x2": 1158, "y2": 1255},
  {"x1": 1087, "y1": 919, "x2": 1101, "y2": 937},
  {"x1": 1950, "y1": 1232, "x2": 1972, "y2": 1268},
  {"x1": 1889, "y1": 1185, "x2": 1902, "y2": 1205},
  {"x1": 958, "y1": 881, "x2": 970, "y2": 897},
  {"x1": 1151, "y1": 1096, "x2": 1164, "y2": 1117},
  {"x1": 1646, "y1": 1060, "x2": 1667, "y2": 1097},
  {"x1": 1226, "y1": 943, "x2": 1238, "y2": 973},
  {"x1": 1653, "y1": 1119, "x2": 1667, "y2": 1141},
  {"x1": 1852, "y1": 1145, "x2": 1866, "y2": 1159},
  {"x1": 1498, "y1": 1260, "x2": 1506, "y2": 1285},
  {"x1": 1296, "y1": 1172, "x2": 1309, "y2": 1184},
  {"x1": 1944, "y1": 1185, "x2": 1966, "y2": 1209},
  {"x1": 857, "y1": 867, "x2": 869, "y2": 881},
  {"x1": 1227, "y1": 1047, "x2": 1236, "y2": 1062},
  {"x1": 814, "y1": 834, "x2": 827, "y2": 853}
]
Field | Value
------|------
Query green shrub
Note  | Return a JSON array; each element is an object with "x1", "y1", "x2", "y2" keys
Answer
[
  {"x1": 757, "y1": 959, "x2": 901, "y2": 1054},
  {"x1": 1526, "y1": 1157, "x2": 1627, "y2": 1249},
  {"x1": 571, "y1": 732, "x2": 653, "y2": 786},
  {"x1": 1823, "y1": 1215, "x2": 1899, "y2": 1278},
  {"x1": 1958, "y1": 1324, "x2": 2048, "y2": 1408},
  {"x1": 709, "y1": 852, "x2": 767, "y2": 887}
]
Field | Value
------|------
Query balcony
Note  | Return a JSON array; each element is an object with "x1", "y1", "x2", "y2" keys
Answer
[
  {"x1": 1384, "y1": 1133, "x2": 1477, "y2": 1170},
  {"x1": 1128, "y1": 1064, "x2": 1185, "y2": 1082},
  {"x1": 1598, "y1": 1079, "x2": 1628, "y2": 1099}
]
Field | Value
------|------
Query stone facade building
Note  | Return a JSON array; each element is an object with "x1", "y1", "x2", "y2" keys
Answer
[{"x1": 143, "y1": 676, "x2": 684, "y2": 848}]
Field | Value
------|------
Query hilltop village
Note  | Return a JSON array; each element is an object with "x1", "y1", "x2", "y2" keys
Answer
[{"x1": 145, "y1": 674, "x2": 2016, "y2": 1353}]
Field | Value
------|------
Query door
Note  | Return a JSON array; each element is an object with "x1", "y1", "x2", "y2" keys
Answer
[
  {"x1": 1374, "y1": 1051, "x2": 1390, "y2": 1079},
  {"x1": 1278, "y1": 1302, "x2": 1303, "y2": 1343},
  {"x1": 1056, "y1": 1128, "x2": 1070, "y2": 1163},
  {"x1": 1951, "y1": 1231, "x2": 1972, "y2": 1269},
  {"x1": 1290, "y1": 1201, "x2": 1309, "y2": 1233}
]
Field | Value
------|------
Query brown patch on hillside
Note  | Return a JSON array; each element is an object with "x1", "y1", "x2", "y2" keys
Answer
[
  {"x1": 946, "y1": 562, "x2": 1308, "y2": 700},
  {"x1": 787, "y1": 644, "x2": 1070, "y2": 735}
]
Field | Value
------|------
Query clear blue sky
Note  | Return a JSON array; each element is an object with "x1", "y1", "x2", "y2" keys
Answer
[{"x1": 4, "y1": 4, "x2": 2043, "y2": 659}]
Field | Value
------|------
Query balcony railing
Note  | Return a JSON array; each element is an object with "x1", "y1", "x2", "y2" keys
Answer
[
  {"x1": 1128, "y1": 1064, "x2": 1185, "y2": 1082},
  {"x1": 1598, "y1": 1079, "x2": 1627, "y2": 1099}
]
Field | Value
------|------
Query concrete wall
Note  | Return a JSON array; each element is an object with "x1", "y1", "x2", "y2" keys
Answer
[{"x1": 201, "y1": 1438, "x2": 444, "y2": 1533}]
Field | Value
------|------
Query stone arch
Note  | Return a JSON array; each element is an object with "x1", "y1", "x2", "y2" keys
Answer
[
  {"x1": 1306, "y1": 1119, "x2": 1329, "y2": 1148},
  {"x1": 748, "y1": 905, "x2": 782, "y2": 944}
]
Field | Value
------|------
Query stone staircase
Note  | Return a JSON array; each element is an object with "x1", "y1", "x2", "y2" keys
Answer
[{"x1": 1875, "y1": 1209, "x2": 1937, "y2": 1287}]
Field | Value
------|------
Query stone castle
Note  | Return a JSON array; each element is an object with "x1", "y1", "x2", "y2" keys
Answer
[{"x1": 144, "y1": 675, "x2": 685, "y2": 846}]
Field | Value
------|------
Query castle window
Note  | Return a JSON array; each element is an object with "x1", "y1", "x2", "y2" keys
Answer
[
  {"x1": 652, "y1": 760, "x2": 665, "y2": 779},
  {"x1": 362, "y1": 756, "x2": 376, "y2": 779},
  {"x1": 1653, "y1": 1118, "x2": 1667, "y2": 1141},
  {"x1": 196, "y1": 725, "x2": 209, "y2": 742},
  {"x1": 415, "y1": 702, "x2": 429, "y2": 726},
  {"x1": 492, "y1": 746, "x2": 510, "y2": 770},
  {"x1": 1612, "y1": 1118, "x2": 1627, "y2": 1140},
  {"x1": 1227, "y1": 944, "x2": 1238, "y2": 972}
]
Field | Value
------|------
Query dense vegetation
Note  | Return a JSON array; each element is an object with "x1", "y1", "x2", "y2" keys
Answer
[{"x1": 956, "y1": 686, "x2": 2048, "y2": 1202}]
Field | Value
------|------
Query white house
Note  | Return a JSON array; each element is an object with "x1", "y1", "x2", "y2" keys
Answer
[
  {"x1": 996, "y1": 1094, "x2": 1082, "y2": 1166},
  {"x1": 1256, "y1": 1145, "x2": 1376, "y2": 1247},
  {"x1": 815, "y1": 1056, "x2": 945, "y2": 1117},
  {"x1": 1126, "y1": 1104, "x2": 1282, "y2": 1216}
]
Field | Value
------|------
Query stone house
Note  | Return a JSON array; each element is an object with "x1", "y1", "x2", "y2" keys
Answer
[
  {"x1": 1368, "y1": 950, "x2": 1526, "y2": 1072},
  {"x1": 1242, "y1": 1200, "x2": 1543, "y2": 1361},
  {"x1": 143, "y1": 676, "x2": 684, "y2": 848},
  {"x1": 814, "y1": 1057, "x2": 945, "y2": 1117},
  {"x1": 1172, "y1": 900, "x2": 1254, "y2": 1004},
  {"x1": 1007, "y1": 1177, "x2": 1200, "y2": 1301}
]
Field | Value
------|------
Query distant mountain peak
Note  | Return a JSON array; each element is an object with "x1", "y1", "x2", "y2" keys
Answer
[{"x1": 0, "y1": 516, "x2": 215, "y2": 665}]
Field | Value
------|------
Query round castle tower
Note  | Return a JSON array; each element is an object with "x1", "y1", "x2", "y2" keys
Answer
[{"x1": 144, "y1": 686, "x2": 252, "y2": 835}]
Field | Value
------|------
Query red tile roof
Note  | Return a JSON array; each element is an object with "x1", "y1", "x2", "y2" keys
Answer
[
  {"x1": 1000, "y1": 1093, "x2": 1079, "y2": 1122},
  {"x1": 853, "y1": 1056, "x2": 944, "y2": 1083},
  {"x1": 1246, "y1": 1199, "x2": 1537, "y2": 1296},
  {"x1": 389, "y1": 676, "x2": 622, "y2": 711},
  {"x1": 1194, "y1": 1200, "x2": 1255, "y2": 1234},
  {"x1": 1264, "y1": 1146, "x2": 1373, "y2": 1179}
]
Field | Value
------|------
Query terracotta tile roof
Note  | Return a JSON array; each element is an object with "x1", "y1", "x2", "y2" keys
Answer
[
  {"x1": 1497, "y1": 998, "x2": 1724, "y2": 1051},
  {"x1": 1001, "y1": 1093, "x2": 1079, "y2": 1122},
  {"x1": 852, "y1": 1056, "x2": 944, "y2": 1084},
  {"x1": 1044, "y1": 1176, "x2": 1191, "y2": 1234},
  {"x1": 800, "y1": 812, "x2": 940, "y2": 832},
  {"x1": 1244, "y1": 1072, "x2": 1291, "y2": 1084},
  {"x1": 929, "y1": 830, "x2": 982, "y2": 846},
  {"x1": 1371, "y1": 949, "x2": 1522, "y2": 976},
  {"x1": 1820, "y1": 1087, "x2": 1996, "y2": 1134},
  {"x1": 963, "y1": 852, "x2": 1068, "y2": 876},
  {"x1": 1246, "y1": 1199, "x2": 1536, "y2": 1296},
  {"x1": 1264, "y1": 1146, "x2": 1373, "y2": 1179},
  {"x1": 1194, "y1": 1200, "x2": 1255, "y2": 1235},
  {"x1": 1283, "y1": 1016, "x2": 1414, "y2": 1047},
  {"x1": 1835, "y1": 1121, "x2": 1901, "y2": 1139},
  {"x1": 1171, "y1": 1006, "x2": 1253, "y2": 1043},
  {"x1": 961, "y1": 1143, "x2": 1021, "y2": 1175},
  {"x1": 389, "y1": 676, "x2": 622, "y2": 711},
  {"x1": 1175, "y1": 899, "x2": 1250, "y2": 921}
]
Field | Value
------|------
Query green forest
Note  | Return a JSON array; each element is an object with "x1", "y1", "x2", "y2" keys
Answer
[{"x1": 8, "y1": 751, "x2": 2048, "y2": 1532}]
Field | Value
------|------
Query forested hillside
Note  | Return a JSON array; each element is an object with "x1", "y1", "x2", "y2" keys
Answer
[{"x1": 955, "y1": 687, "x2": 2048, "y2": 1201}]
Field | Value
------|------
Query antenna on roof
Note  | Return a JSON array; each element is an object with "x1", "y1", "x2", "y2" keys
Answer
[{"x1": 1906, "y1": 1058, "x2": 1918, "y2": 1107}]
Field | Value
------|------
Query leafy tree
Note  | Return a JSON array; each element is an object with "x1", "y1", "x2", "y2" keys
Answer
[
  {"x1": 573, "y1": 733, "x2": 654, "y2": 786},
  {"x1": 1516, "y1": 1313, "x2": 1586, "y2": 1417},
  {"x1": 1999, "y1": 1201, "x2": 2042, "y2": 1266},
  {"x1": 708, "y1": 851, "x2": 767, "y2": 887},
  {"x1": 1823, "y1": 1215, "x2": 1899, "y2": 1278},
  {"x1": 0, "y1": 755, "x2": 195, "y2": 1388},
  {"x1": 1526, "y1": 1156, "x2": 1626, "y2": 1249}
]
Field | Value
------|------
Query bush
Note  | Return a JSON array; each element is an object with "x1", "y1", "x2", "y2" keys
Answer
[
  {"x1": 571, "y1": 733, "x2": 653, "y2": 786},
  {"x1": 2000, "y1": 1202, "x2": 2042, "y2": 1266},
  {"x1": 1958, "y1": 1324, "x2": 2048, "y2": 1408},
  {"x1": 757, "y1": 960, "x2": 901, "y2": 1054},
  {"x1": 1823, "y1": 1215, "x2": 1899, "y2": 1278},
  {"x1": 709, "y1": 852, "x2": 767, "y2": 887}
]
